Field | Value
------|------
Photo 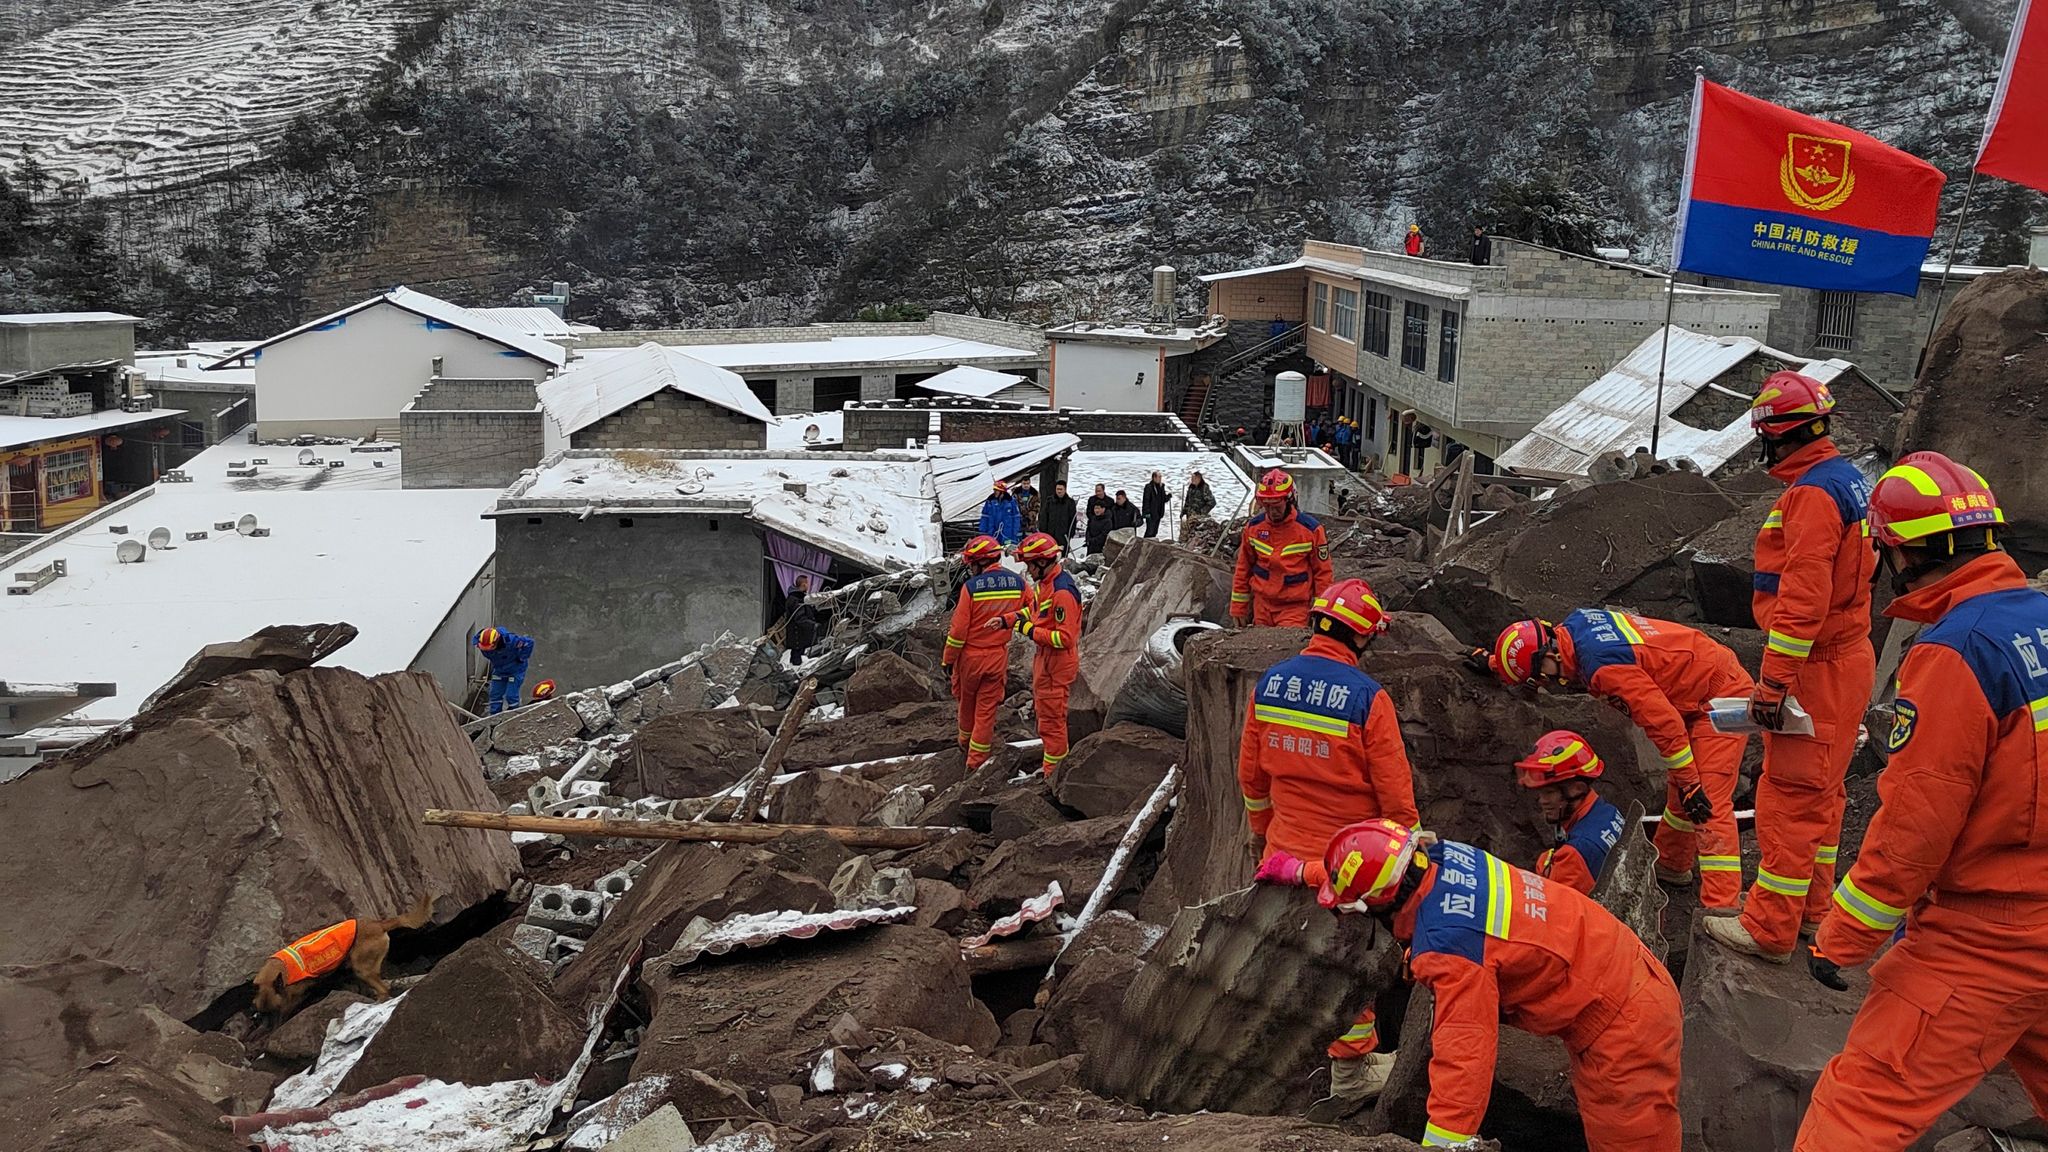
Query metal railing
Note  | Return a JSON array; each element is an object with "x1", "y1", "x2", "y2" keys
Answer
[{"x1": 1197, "y1": 324, "x2": 1306, "y2": 430}]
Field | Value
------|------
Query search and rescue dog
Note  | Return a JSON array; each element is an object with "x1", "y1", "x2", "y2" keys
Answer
[{"x1": 250, "y1": 894, "x2": 435, "y2": 1018}]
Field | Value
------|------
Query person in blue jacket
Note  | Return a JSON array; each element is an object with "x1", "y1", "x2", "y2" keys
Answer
[
  {"x1": 977, "y1": 481, "x2": 1023, "y2": 545},
  {"x1": 476, "y1": 627, "x2": 536, "y2": 714}
]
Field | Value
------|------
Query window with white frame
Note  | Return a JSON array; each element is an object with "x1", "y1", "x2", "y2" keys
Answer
[
  {"x1": 1332, "y1": 287, "x2": 1359, "y2": 342},
  {"x1": 1312, "y1": 282, "x2": 1329, "y2": 331}
]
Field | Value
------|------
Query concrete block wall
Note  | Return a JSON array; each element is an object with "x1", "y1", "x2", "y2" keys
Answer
[
  {"x1": 843, "y1": 408, "x2": 929, "y2": 450},
  {"x1": 1206, "y1": 271, "x2": 1308, "y2": 322},
  {"x1": 572, "y1": 391, "x2": 768, "y2": 451},
  {"x1": 1699, "y1": 275, "x2": 1930, "y2": 391},
  {"x1": 400, "y1": 407, "x2": 546, "y2": 489},
  {"x1": 774, "y1": 376, "x2": 816, "y2": 415},
  {"x1": 929, "y1": 312, "x2": 1049, "y2": 352},
  {"x1": 412, "y1": 377, "x2": 541, "y2": 411}
]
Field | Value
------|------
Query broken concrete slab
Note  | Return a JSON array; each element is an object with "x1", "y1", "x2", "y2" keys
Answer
[
  {"x1": 965, "y1": 814, "x2": 1130, "y2": 917},
  {"x1": 0, "y1": 666, "x2": 514, "y2": 1022},
  {"x1": 336, "y1": 935, "x2": 585, "y2": 1095},
  {"x1": 1068, "y1": 538, "x2": 1234, "y2": 743},
  {"x1": 138, "y1": 622, "x2": 359, "y2": 713},
  {"x1": 987, "y1": 789, "x2": 1067, "y2": 841},
  {"x1": 492, "y1": 698, "x2": 587, "y2": 755},
  {"x1": 606, "y1": 1102, "x2": 698, "y2": 1152},
  {"x1": 845, "y1": 650, "x2": 936, "y2": 715},
  {"x1": 769, "y1": 769, "x2": 892, "y2": 826},
  {"x1": 1590, "y1": 801, "x2": 1667, "y2": 962},
  {"x1": 262, "y1": 990, "x2": 375, "y2": 1064},
  {"x1": 1092, "y1": 882, "x2": 1402, "y2": 1115},
  {"x1": 1051, "y1": 722, "x2": 1183, "y2": 820},
  {"x1": 632, "y1": 926, "x2": 999, "y2": 1090}
]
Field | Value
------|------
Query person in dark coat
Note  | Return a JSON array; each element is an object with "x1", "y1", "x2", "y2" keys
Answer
[
  {"x1": 1043, "y1": 481, "x2": 1079, "y2": 552},
  {"x1": 1471, "y1": 225, "x2": 1493, "y2": 265},
  {"x1": 1110, "y1": 489, "x2": 1142, "y2": 533},
  {"x1": 775, "y1": 574, "x2": 821, "y2": 666},
  {"x1": 1181, "y1": 470, "x2": 1217, "y2": 538},
  {"x1": 1012, "y1": 478, "x2": 1039, "y2": 533},
  {"x1": 1141, "y1": 471, "x2": 1171, "y2": 538},
  {"x1": 1085, "y1": 484, "x2": 1114, "y2": 555}
]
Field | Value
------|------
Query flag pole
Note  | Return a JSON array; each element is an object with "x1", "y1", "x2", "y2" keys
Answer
[
  {"x1": 1916, "y1": 162, "x2": 1982, "y2": 377},
  {"x1": 1651, "y1": 276, "x2": 1677, "y2": 459},
  {"x1": 1655, "y1": 66, "x2": 1706, "y2": 461}
]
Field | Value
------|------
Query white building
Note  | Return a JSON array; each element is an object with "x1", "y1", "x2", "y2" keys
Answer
[
  {"x1": 208, "y1": 286, "x2": 569, "y2": 441},
  {"x1": 1044, "y1": 319, "x2": 1229, "y2": 413}
]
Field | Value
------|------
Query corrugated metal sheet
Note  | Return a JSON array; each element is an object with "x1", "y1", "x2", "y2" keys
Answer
[
  {"x1": 1497, "y1": 326, "x2": 1859, "y2": 479},
  {"x1": 469, "y1": 306, "x2": 585, "y2": 339},
  {"x1": 537, "y1": 342, "x2": 774, "y2": 433},
  {"x1": 662, "y1": 906, "x2": 916, "y2": 969},
  {"x1": 929, "y1": 433, "x2": 1079, "y2": 521},
  {"x1": 959, "y1": 881, "x2": 1063, "y2": 950}
]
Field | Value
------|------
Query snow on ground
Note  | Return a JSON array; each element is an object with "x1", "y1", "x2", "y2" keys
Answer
[
  {"x1": 766, "y1": 411, "x2": 845, "y2": 449},
  {"x1": 1062, "y1": 450, "x2": 1251, "y2": 540},
  {"x1": 259, "y1": 1077, "x2": 555, "y2": 1152},
  {"x1": 0, "y1": 440, "x2": 496, "y2": 720}
]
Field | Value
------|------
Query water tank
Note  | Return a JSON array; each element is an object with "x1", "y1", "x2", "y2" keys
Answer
[
  {"x1": 1272, "y1": 371, "x2": 1307, "y2": 424},
  {"x1": 1151, "y1": 265, "x2": 1177, "y2": 324}
]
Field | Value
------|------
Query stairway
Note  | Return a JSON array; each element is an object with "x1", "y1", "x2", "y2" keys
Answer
[
  {"x1": 1200, "y1": 327, "x2": 1307, "y2": 434},
  {"x1": 1178, "y1": 374, "x2": 1210, "y2": 427}
]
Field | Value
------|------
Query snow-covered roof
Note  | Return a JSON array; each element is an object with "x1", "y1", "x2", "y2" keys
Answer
[
  {"x1": 1300, "y1": 257, "x2": 1473, "y2": 301},
  {"x1": 928, "y1": 434, "x2": 1080, "y2": 520},
  {"x1": 584, "y1": 334, "x2": 1041, "y2": 373},
  {"x1": 538, "y1": 343, "x2": 773, "y2": 434},
  {"x1": 469, "y1": 307, "x2": 599, "y2": 339},
  {"x1": 1194, "y1": 260, "x2": 1310, "y2": 283},
  {"x1": 0, "y1": 406, "x2": 187, "y2": 451},
  {"x1": 766, "y1": 411, "x2": 845, "y2": 449},
  {"x1": 1064, "y1": 450, "x2": 1252, "y2": 521},
  {"x1": 206, "y1": 287, "x2": 569, "y2": 370},
  {"x1": 1496, "y1": 326, "x2": 1867, "y2": 480},
  {"x1": 0, "y1": 440, "x2": 497, "y2": 721},
  {"x1": 0, "y1": 311, "x2": 137, "y2": 325},
  {"x1": 918, "y1": 365, "x2": 1031, "y2": 399},
  {"x1": 1045, "y1": 319, "x2": 1231, "y2": 350}
]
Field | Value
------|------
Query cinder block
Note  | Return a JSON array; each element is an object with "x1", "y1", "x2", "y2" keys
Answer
[
  {"x1": 512, "y1": 922, "x2": 556, "y2": 963},
  {"x1": 525, "y1": 885, "x2": 604, "y2": 938}
]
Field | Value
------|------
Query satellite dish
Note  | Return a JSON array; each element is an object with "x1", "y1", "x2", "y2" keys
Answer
[
  {"x1": 236, "y1": 514, "x2": 259, "y2": 536},
  {"x1": 676, "y1": 480, "x2": 705, "y2": 496},
  {"x1": 866, "y1": 514, "x2": 889, "y2": 534},
  {"x1": 802, "y1": 424, "x2": 821, "y2": 444},
  {"x1": 147, "y1": 527, "x2": 172, "y2": 550},
  {"x1": 297, "y1": 448, "x2": 317, "y2": 466},
  {"x1": 115, "y1": 539, "x2": 146, "y2": 564}
]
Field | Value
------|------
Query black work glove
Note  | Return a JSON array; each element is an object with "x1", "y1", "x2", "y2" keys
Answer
[
  {"x1": 1749, "y1": 677, "x2": 1790, "y2": 731},
  {"x1": 1462, "y1": 648, "x2": 1494, "y2": 677},
  {"x1": 1807, "y1": 942, "x2": 1849, "y2": 991},
  {"x1": 1678, "y1": 780, "x2": 1713, "y2": 827}
]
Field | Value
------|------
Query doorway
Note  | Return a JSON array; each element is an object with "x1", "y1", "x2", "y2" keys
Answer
[{"x1": 4, "y1": 458, "x2": 39, "y2": 532}]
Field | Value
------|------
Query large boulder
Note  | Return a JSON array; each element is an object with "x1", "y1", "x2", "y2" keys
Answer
[
  {"x1": 1067, "y1": 538, "x2": 1234, "y2": 742},
  {"x1": 844, "y1": 650, "x2": 935, "y2": 715},
  {"x1": 965, "y1": 814, "x2": 1130, "y2": 916},
  {"x1": 337, "y1": 934, "x2": 585, "y2": 1094},
  {"x1": 1036, "y1": 911, "x2": 1164, "y2": 1057},
  {"x1": 612, "y1": 708, "x2": 769, "y2": 800},
  {"x1": 138, "y1": 622, "x2": 358, "y2": 713},
  {"x1": 1051, "y1": 722, "x2": 1183, "y2": 819},
  {"x1": 1679, "y1": 493, "x2": 1777, "y2": 628},
  {"x1": 782, "y1": 700, "x2": 974, "y2": 771},
  {"x1": 0, "y1": 666, "x2": 517, "y2": 1021},
  {"x1": 768, "y1": 769, "x2": 890, "y2": 826},
  {"x1": 631, "y1": 925, "x2": 999, "y2": 1089}
]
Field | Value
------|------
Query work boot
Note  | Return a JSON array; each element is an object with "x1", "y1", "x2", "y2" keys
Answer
[
  {"x1": 1655, "y1": 864, "x2": 1694, "y2": 886},
  {"x1": 1326, "y1": 1051, "x2": 1398, "y2": 1102},
  {"x1": 1703, "y1": 914, "x2": 1793, "y2": 963},
  {"x1": 1799, "y1": 920, "x2": 1823, "y2": 941}
]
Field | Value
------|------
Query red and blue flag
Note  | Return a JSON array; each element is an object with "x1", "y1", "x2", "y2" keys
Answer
[{"x1": 1673, "y1": 77, "x2": 1945, "y2": 297}]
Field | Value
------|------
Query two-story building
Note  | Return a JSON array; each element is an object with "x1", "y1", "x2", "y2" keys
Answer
[{"x1": 1201, "y1": 239, "x2": 1779, "y2": 475}]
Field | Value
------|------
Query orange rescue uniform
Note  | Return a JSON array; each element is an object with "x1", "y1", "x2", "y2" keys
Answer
[
  {"x1": 274, "y1": 919, "x2": 359, "y2": 984},
  {"x1": 1231, "y1": 508, "x2": 1332, "y2": 627},
  {"x1": 1239, "y1": 633, "x2": 1418, "y2": 1057},
  {"x1": 1010, "y1": 564, "x2": 1083, "y2": 775},
  {"x1": 1398, "y1": 841, "x2": 1681, "y2": 1150},
  {"x1": 944, "y1": 566, "x2": 1025, "y2": 768},
  {"x1": 1797, "y1": 553, "x2": 2048, "y2": 1151},
  {"x1": 1553, "y1": 609, "x2": 1754, "y2": 908},
  {"x1": 1535, "y1": 790, "x2": 1627, "y2": 896},
  {"x1": 1742, "y1": 439, "x2": 1876, "y2": 952}
]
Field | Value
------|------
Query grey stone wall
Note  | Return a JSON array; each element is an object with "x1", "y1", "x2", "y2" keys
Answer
[
  {"x1": 571, "y1": 391, "x2": 768, "y2": 450},
  {"x1": 1697, "y1": 276, "x2": 1933, "y2": 391},
  {"x1": 841, "y1": 403, "x2": 1197, "y2": 450},
  {"x1": 401, "y1": 408, "x2": 546, "y2": 489},
  {"x1": 412, "y1": 377, "x2": 540, "y2": 411},
  {"x1": 493, "y1": 511, "x2": 764, "y2": 691}
]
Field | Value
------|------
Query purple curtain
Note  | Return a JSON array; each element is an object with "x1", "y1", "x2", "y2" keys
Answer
[{"x1": 766, "y1": 530, "x2": 832, "y2": 594}]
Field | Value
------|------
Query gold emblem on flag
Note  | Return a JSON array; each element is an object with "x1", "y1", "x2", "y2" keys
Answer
[{"x1": 1780, "y1": 133, "x2": 1856, "y2": 212}]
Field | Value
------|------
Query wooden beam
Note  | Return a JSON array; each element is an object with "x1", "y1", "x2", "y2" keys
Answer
[
  {"x1": 423, "y1": 809, "x2": 964, "y2": 850},
  {"x1": 733, "y1": 677, "x2": 818, "y2": 825},
  {"x1": 963, "y1": 934, "x2": 1066, "y2": 974}
]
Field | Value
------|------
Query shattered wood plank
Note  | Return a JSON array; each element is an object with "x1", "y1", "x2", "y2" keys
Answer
[
  {"x1": 964, "y1": 935, "x2": 1066, "y2": 974},
  {"x1": 1039, "y1": 765, "x2": 1180, "y2": 1002},
  {"x1": 422, "y1": 809, "x2": 964, "y2": 849},
  {"x1": 732, "y1": 676, "x2": 819, "y2": 825}
]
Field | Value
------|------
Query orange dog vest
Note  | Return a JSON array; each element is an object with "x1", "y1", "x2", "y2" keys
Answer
[{"x1": 274, "y1": 920, "x2": 359, "y2": 984}]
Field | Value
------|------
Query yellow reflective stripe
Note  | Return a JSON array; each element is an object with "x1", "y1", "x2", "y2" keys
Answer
[
  {"x1": 1660, "y1": 808, "x2": 1695, "y2": 832},
  {"x1": 1885, "y1": 463, "x2": 1945, "y2": 496},
  {"x1": 968, "y1": 740, "x2": 992, "y2": 752},
  {"x1": 1049, "y1": 631, "x2": 1066, "y2": 649},
  {"x1": 945, "y1": 636, "x2": 966, "y2": 648},
  {"x1": 1424, "y1": 1122, "x2": 1477, "y2": 1147},
  {"x1": 1814, "y1": 845, "x2": 1839, "y2": 866},
  {"x1": 1763, "y1": 510, "x2": 1784, "y2": 529},
  {"x1": 1766, "y1": 630, "x2": 1814, "y2": 658},
  {"x1": 1253, "y1": 703, "x2": 1351, "y2": 737},
  {"x1": 971, "y1": 590, "x2": 1023, "y2": 601},
  {"x1": 1699, "y1": 855, "x2": 1742, "y2": 872},
  {"x1": 1755, "y1": 868, "x2": 1811, "y2": 897},
  {"x1": 1661, "y1": 745, "x2": 1695, "y2": 770},
  {"x1": 1243, "y1": 794, "x2": 1272, "y2": 812},
  {"x1": 1484, "y1": 853, "x2": 1514, "y2": 939},
  {"x1": 1882, "y1": 511, "x2": 1959, "y2": 541},
  {"x1": 1834, "y1": 875, "x2": 1908, "y2": 931},
  {"x1": 1042, "y1": 750, "x2": 1068, "y2": 764},
  {"x1": 1337, "y1": 1021, "x2": 1377, "y2": 1042},
  {"x1": 2032, "y1": 696, "x2": 2048, "y2": 732},
  {"x1": 1249, "y1": 538, "x2": 1276, "y2": 556},
  {"x1": 1231, "y1": 592, "x2": 1252, "y2": 602},
  {"x1": 1609, "y1": 612, "x2": 1646, "y2": 646},
  {"x1": 1279, "y1": 542, "x2": 1316, "y2": 555},
  {"x1": 1858, "y1": 518, "x2": 1871, "y2": 537}
]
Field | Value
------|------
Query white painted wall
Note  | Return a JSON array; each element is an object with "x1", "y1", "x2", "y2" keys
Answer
[
  {"x1": 1051, "y1": 341, "x2": 1164, "y2": 412},
  {"x1": 410, "y1": 554, "x2": 495, "y2": 706},
  {"x1": 254, "y1": 302, "x2": 553, "y2": 434}
]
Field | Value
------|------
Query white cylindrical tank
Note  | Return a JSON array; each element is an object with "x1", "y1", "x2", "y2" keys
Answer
[
  {"x1": 1152, "y1": 265, "x2": 1176, "y2": 323},
  {"x1": 1272, "y1": 370, "x2": 1307, "y2": 424}
]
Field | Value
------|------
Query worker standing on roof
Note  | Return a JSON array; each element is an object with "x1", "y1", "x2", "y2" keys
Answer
[
  {"x1": 1318, "y1": 818, "x2": 1682, "y2": 1150},
  {"x1": 944, "y1": 535, "x2": 1024, "y2": 770},
  {"x1": 1514, "y1": 730, "x2": 1627, "y2": 895},
  {"x1": 1231, "y1": 468, "x2": 1332, "y2": 628},
  {"x1": 1240, "y1": 579, "x2": 1417, "y2": 1104},
  {"x1": 977, "y1": 480, "x2": 1023, "y2": 546},
  {"x1": 992, "y1": 533, "x2": 1083, "y2": 776},
  {"x1": 1705, "y1": 371, "x2": 1876, "y2": 963},
  {"x1": 1795, "y1": 455, "x2": 2046, "y2": 1151},
  {"x1": 476, "y1": 627, "x2": 535, "y2": 716},
  {"x1": 1483, "y1": 609, "x2": 1741, "y2": 910}
]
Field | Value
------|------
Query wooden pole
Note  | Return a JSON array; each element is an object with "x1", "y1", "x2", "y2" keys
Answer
[
  {"x1": 422, "y1": 809, "x2": 963, "y2": 850},
  {"x1": 1445, "y1": 451, "x2": 1477, "y2": 541},
  {"x1": 1917, "y1": 166, "x2": 1982, "y2": 377},
  {"x1": 731, "y1": 676, "x2": 818, "y2": 825},
  {"x1": 1036, "y1": 765, "x2": 1182, "y2": 1005}
]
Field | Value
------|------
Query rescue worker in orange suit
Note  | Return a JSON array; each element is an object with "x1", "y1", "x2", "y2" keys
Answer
[
  {"x1": 1515, "y1": 730, "x2": 1627, "y2": 896},
  {"x1": 1239, "y1": 578, "x2": 1418, "y2": 1102},
  {"x1": 1705, "y1": 371, "x2": 1877, "y2": 962},
  {"x1": 1319, "y1": 819, "x2": 1682, "y2": 1151},
  {"x1": 943, "y1": 535, "x2": 1023, "y2": 770},
  {"x1": 991, "y1": 532, "x2": 1083, "y2": 776},
  {"x1": 1231, "y1": 468, "x2": 1332, "y2": 628},
  {"x1": 1795, "y1": 454, "x2": 2048, "y2": 1151},
  {"x1": 1484, "y1": 610, "x2": 1744, "y2": 910}
]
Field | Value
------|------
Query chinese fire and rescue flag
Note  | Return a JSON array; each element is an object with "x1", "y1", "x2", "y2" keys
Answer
[
  {"x1": 1673, "y1": 76, "x2": 1945, "y2": 297},
  {"x1": 1978, "y1": 0, "x2": 2048, "y2": 192}
]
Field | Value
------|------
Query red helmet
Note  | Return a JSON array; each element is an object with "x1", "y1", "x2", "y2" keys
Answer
[
  {"x1": 531, "y1": 679, "x2": 558, "y2": 702},
  {"x1": 1515, "y1": 729, "x2": 1604, "y2": 789},
  {"x1": 992, "y1": 480, "x2": 1010, "y2": 494},
  {"x1": 1016, "y1": 532, "x2": 1062, "y2": 562},
  {"x1": 1489, "y1": 619, "x2": 1558, "y2": 686},
  {"x1": 1311, "y1": 578, "x2": 1389, "y2": 639},
  {"x1": 1256, "y1": 468, "x2": 1295, "y2": 501},
  {"x1": 476, "y1": 627, "x2": 503, "y2": 652},
  {"x1": 961, "y1": 535, "x2": 1003, "y2": 566},
  {"x1": 1867, "y1": 451, "x2": 2005, "y2": 548},
  {"x1": 1750, "y1": 371, "x2": 1836, "y2": 438},
  {"x1": 1317, "y1": 818, "x2": 1426, "y2": 910}
]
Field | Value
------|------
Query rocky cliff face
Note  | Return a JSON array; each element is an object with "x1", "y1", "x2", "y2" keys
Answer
[{"x1": 0, "y1": 0, "x2": 2035, "y2": 338}]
